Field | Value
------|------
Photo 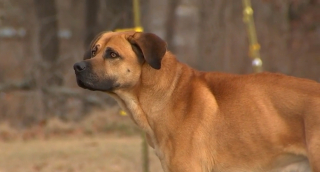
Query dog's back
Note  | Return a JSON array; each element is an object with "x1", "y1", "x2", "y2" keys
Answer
[{"x1": 199, "y1": 72, "x2": 320, "y2": 171}]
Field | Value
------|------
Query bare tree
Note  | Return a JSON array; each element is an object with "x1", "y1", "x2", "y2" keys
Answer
[
  {"x1": 196, "y1": 0, "x2": 295, "y2": 75},
  {"x1": 84, "y1": 0, "x2": 100, "y2": 48},
  {"x1": 169, "y1": 0, "x2": 200, "y2": 69},
  {"x1": 34, "y1": 0, "x2": 65, "y2": 118},
  {"x1": 105, "y1": 0, "x2": 134, "y2": 30},
  {"x1": 165, "y1": 0, "x2": 179, "y2": 52},
  {"x1": 34, "y1": 0, "x2": 60, "y2": 76},
  {"x1": 197, "y1": 0, "x2": 250, "y2": 73},
  {"x1": 84, "y1": 0, "x2": 135, "y2": 48}
]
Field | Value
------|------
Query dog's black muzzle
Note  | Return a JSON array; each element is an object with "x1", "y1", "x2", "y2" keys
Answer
[
  {"x1": 73, "y1": 61, "x2": 95, "y2": 90},
  {"x1": 73, "y1": 61, "x2": 87, "y2": 73},
  {"x1": 73, "y1": 61, "x2": 117, "y2": 91}
]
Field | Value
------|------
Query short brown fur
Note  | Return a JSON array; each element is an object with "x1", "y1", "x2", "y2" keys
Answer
[{"x1": 74, "y1": 31, "x2": 320, "y2": 172}]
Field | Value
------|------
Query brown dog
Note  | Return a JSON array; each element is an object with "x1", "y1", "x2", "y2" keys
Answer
[{"x1": 74, "y1": 31, "x2": 320, "y2": 172}]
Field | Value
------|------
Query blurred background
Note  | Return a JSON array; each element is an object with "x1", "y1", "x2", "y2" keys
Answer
[{"x1": 0, "y1": 0, "x2": 319, "y2": 172}]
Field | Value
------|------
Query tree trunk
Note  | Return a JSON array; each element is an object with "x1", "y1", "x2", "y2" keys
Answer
[
  {"x1": 165, "y1": 0, "x2": 179, "y2": 52},
  {"x1": 34, "y1": 0, "x2": 60, "y2": 72},
  {"x1": 198, "y1": 0, "x2": 249, "y2": 72},
  {"x1": 34, "y1": 0, "x2": 65, "y2": 119},
  {"x1": 252, "y1": 0, "x2": 292, "y2": 74},
  {"x1": 144, "y1": 0, "x2": 168, "y2": 38},
  {"x1": 171, "y1": 0, "x2": 200, "y2": 68},
  {"x1": 105, "y1": 0, "x2": 134, "y2": 30},
  {"x1": 84, "y1": 0, "x2": 100, "y2": 48},
  {"x1": 197, "y1": 0, "x2": 292, "y2": 74}
]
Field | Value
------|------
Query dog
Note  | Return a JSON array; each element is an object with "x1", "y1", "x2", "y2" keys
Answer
[{"x1": 73, "y1": 31, "x2": 320, "y2": 172}]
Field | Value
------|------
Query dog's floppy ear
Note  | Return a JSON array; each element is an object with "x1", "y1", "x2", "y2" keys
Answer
[{"x1": 128, "y1": 32, "x2": 167, "y2": 69}]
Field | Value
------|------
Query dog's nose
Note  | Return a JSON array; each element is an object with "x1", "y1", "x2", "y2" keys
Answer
[{"x1": 73, "y1": 62, "x2": 86, "y2": 72}]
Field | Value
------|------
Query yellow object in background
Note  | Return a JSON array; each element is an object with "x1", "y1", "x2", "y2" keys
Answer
[
  {"x1": 119, "y1": 110, "x2": 127, "y2": 116},
  {"x1": 242, "y1": 0, "x2": 263, "y2": 73},
  {"x1": 115, "y1": 26, "x2": 143, "y2": 33},
  {"x1": 114, "y1": 0, "x2": 143, "y2": 33}
]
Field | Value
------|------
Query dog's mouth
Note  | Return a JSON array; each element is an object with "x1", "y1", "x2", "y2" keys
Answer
[
  {"x1": 75, "y1": 74, "x2": 119, "y2": 92},
  {"x1": 76, "y1": 78, "x2": 97, "y2": 91}
]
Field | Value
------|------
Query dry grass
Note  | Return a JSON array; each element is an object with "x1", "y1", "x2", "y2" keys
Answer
[
  {"x1": 0, "y1": 107, "x2": 140, "y2": 141},
  {"x1": 0, "y1": 108, "x2": 163, "y2": 172},
  {"x1": 0, "y1": 135, "x2": 163, "y2": 172},
  {"x1": 79, "y1": 108, "x2": 140, "y2": 136}
]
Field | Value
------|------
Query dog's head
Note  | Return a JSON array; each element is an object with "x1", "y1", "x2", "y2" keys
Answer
[{"x1": 73, "y1": 31, "x2": 167, "y2": 92}]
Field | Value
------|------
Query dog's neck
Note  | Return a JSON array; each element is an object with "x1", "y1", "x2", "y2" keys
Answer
[{"x1": 111, "y1": 52, "x2": 186, "y2": 136}]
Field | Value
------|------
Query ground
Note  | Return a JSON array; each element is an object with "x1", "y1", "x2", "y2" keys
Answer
[
  {"x1": 0, "y1": 135, "x2": 163, "y2": 172},
  {"x1": 0, "y1": 134, "x2": 312, "y2": 172}
]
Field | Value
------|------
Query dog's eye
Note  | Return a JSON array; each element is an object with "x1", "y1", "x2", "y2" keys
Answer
[
  {"x1": 91, "y1": 50, "x2": 96, "y2": 57},
  {"x1": 110, "y1": 52, "x2": 117, "y2": 58},
  {"x1": 105, "y1": 47, "x2": 120, "y2": 59},
  {"x1": 91, "y1": 45, "x2": 99, "y2": 57}
]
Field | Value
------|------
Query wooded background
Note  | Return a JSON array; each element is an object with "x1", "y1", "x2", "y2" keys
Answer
[{"x1": 0, "y1": 0, "x2": 319, "y2": 129}]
